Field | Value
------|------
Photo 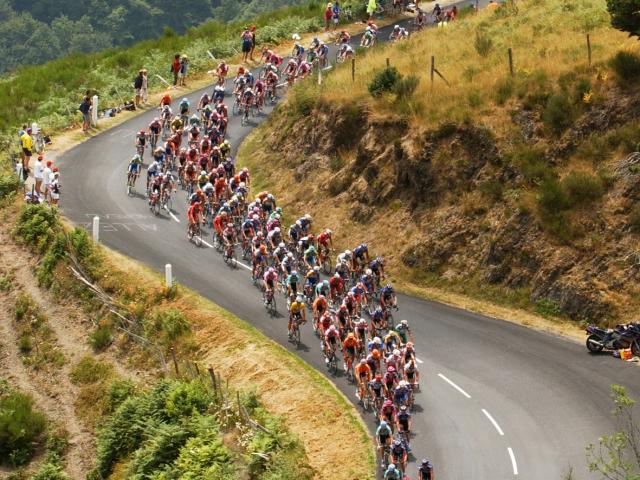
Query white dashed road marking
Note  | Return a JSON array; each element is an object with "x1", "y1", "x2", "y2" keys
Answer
[
  {"x1": 507, "y1": 447, "x2": 518, "y2": 475},
  {"x1": 481, "y1": 409, "x2": 505, "y2": 436},
  {"x1": 438, "y1": 373, "x2": 472, "y2": 399}
]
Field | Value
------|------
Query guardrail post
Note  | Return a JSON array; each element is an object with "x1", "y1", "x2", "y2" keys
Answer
[
  {"x1": 430, "y1": 56, "x2": 435, "y2": 88},
  {"x1": 165, "y1": 263, "x2": 173, "y2": 288},
  {"x1": 92, "y1": 216, "x2": 100, "y2": 243},
  {"x1": 91, "y1": 95, "x2": 98, "y2": 126},
  {"x1": 508, "y1": 48, "x2": 514, "y2": 77},
  {"x1": 351, "y1": 58, "x2": 355, "y2": 82}
]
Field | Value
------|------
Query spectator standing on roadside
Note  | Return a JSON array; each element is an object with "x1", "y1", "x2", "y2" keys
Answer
[
  {"x1": 141, "y1": 69, "x2": 148, "y2": 103},
  {"x1": 20, "y1": 128, "x2": 33, "y2": 170},
  {"x1": 332, "y1": 1, "x2": 341, "y2": 31},
  {"x1": 33, "y1": 154, "x2": 44, "y2": 195},
  {"x1": 367, "y1": 0, "x2": 377, "y2": 19},
  {"x1": 171, "y1": 54, "x2": 181, "y2": 85},
  {"x1": 249, "y1": 25, "x2": 257, "y2": 61},
  {"x1": 50, "y1": 169, "x2": 61, "y2": 206},
  {"x1": 324, "y1": 3, "x2": 333, "y2": 31},
  {"x1": 18, "y1": 124, "x2": 27, "y2": 165},
  {"x1": 42, "y1": 160, "x2": 52, "y2": 201},
  {"x1": 179, "y1": 55, "x2": 189, "y2": 86},
  {"x1": 134, "y1": 69, "x2": 144, "y2": 107},
  {"x1": 241, "y1": 27, "x2": 253, "y2": 63},
  {"x1": 79, "y1": 96, "x2": 91, "y2": 133}
]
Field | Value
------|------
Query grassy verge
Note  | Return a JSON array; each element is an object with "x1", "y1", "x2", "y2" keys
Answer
[{"x1": 8, "y1": 202, "x2": 374, "y2": 479}]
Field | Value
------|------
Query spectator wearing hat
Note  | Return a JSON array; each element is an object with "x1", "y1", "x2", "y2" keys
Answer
[
  {"x1": 241, "y1": 27, "x2": 253, "y2": 63},
  {"x1": 50, "y1": 169, "x2": 61, "y2": 206},
  {"x1": 324, "y1": 3, "x2": 333, "y2": 31},
  {"x1": 33, "y1": 154, "x2": 44, "y2": 194},
  {"x1": 20, "y1": 127, "x2": 33, "y2": 170},
  {"x1": 331, "y1": 1, "x2": 341, "y2": 31},
  {"x1": 171, "y1": 54, "x2": 181, "y2": 85},
  {"x1": 134, "y1": 69, "x2": 144, "y2": 107},
  {"x1": 79, "y1": 96, "x2": 91, "y2": 133},
  {"x1": 42, "y1": 160, "x2": 52, "y2": 201},
  {"x1": 179, "y1": 55, "x2": 189, "y2": 86}
]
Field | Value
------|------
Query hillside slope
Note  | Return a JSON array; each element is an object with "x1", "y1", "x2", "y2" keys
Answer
[{"x1": 239, "y1": 0, "x2": 640, "y2": 324}]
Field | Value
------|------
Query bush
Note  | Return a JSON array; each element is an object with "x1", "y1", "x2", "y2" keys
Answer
[
  {"x1": 561, "y1": 171, "x2": 604, "y2": 206},
  {"x1": 106, "y1": 379, "x2": 136, "y2": 413},
  {"x1": 511, "y1": 147, "x2": 551, "y2": 184},
  {"x1": 609, "y1": 50, "x2": 640, "y2": 84},
  {"x1": 479, "y1": 180, "x2": 504, "y2": 201},
  {"x1": 542, "y1": 92, "x2": 573, "y2": 134},
  {"x1": 146, "y1": 308, "x2": 190, "y2": 343},
  {"x1": 368, "y1": 67, "x2": 401, "y2": 97},
  {"x1": 89, "y1": 324, "x2": 112, "y2": 351},
  {"x1": 37, "y1": 232, "x2": 67, "y2": 288},
  {"x1": 537, "y1": 178, "x2": 570, "y2": 215},
  {"x1": 495, "y1": 79, "x2": 514, "y2": 105},
  {"x1": 13, "y1": 205, "x2": 59, "y2": 253},
  {"x1": 393, "y1": 75, "x2": 419, "y2": 99},
  {"x1": 0, "y1": 392, "x2": 46, "y2": 466},
  {"x1": 31, "y1": 462, "x2": 69, "y2": 480},
  {"x1": 535, "y1": 298, "x2": 561, "y2": 317},
  {"x1": 0, "y1": 171, "x2": 19, "y2": 200},
  {"x1": 474, "y1": 29, "x2": 493, "y2": 57},
  {"x1": 70, "y1": 357, "x2": 113, "y2": 385}
]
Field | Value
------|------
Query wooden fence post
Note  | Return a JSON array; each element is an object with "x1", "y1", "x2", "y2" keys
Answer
[
  {"x1": 430, "y1": 56, "x2": 435, "y2": 88},
  {"x1": 170, "y1": 347, "x2": 179, "y2": 376},
  {"x1": 586, "y1": 34, "x2": 592, "y2": 67},
  {"x1": 194, "y1": 362, "x2": 200, "y2": 375},
  {"x1": 386, "y1": 57, "x2": 390, "y2": 68},
  {"x1": 237, "y1": 391, "x2": 242, "y2": 419},
  {"x1": 351, "y1": 58, "x2": 355, "y2": 82},
  {"x1": 508, "y1": 48, "x2": 514, "y2": 77}
]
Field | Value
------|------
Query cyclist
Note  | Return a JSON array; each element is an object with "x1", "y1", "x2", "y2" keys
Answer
[
  {"x1": 126, "y1": 153, "x2": 143, "y2": 189},
  {"x1": 315, "y1": 279, "x2": 330, "y2": 300},
  {"x1": 355, "y1": 358, "x2": 372, "y2": 399},
  {"x1": 282, "y1": 252, "x2": 296, "y2": 277},
  {"x1": 324, "y1": 324, "x2": 340, "y2": 360},
  {"x1": 146, "y1": 157, "x2": 161, "y2": 193},
  {"x1": 384, "y1": 464, "x2": 402, "y2": 480},
  {"x1": 304, "y1": 244, "x2": 318, "y2": 269},
  {"x1": 380, "y1": 399, "x2": 396, "y2": 426},
  {"x1": 361, "y1": 26, "x2": 376, "y2": 47},
  {"x1": 148, "y1": 118, "x2": 161, "y2": 147},
  {"x1": 384, "y1": 329, "x2": 403, "y2": 355},
  {"x1": 336, "y1": 29, "x2": 350, "y2": 45},
  {"x1": 160, "y1": 172, "x2": 176, "y2": 206},
  {"x1": 353, "y1": 242, "x2": 370, "y2": 270},
  {"x1": 394, "y1": 380, "x2": 411, "y2": 409},
  {"x1": 384, "y1": 366, "x2": 399, "y2": 396},
  {"x1": 297, "y1": 60, "x2": 312, "y2": 79},
  {"x1": 254, "y1": 78, "x2": 266, "y2": 109},
  {"x1": 380, "y1": 284, "x2": 398, "y2": 311},
  {"x1": 197, "y1": 92, "x2": 210, "y2": 111},
  {"x1": 223, "y1": 221, "x2": 237, "y2": 250},
  {"x1": 289, "y1": 295, "x2": 306, "y2": 337},
  {"x1": 404, "y1": 358, "x2": 419, "y2": 389},
  {"x1": 317, "y1": 42, "x2": 330, "y2": 66},
  {"x1": 312, "y1": 294, "x2": 329, "y2": 330},
  {"x1": 292, "y1": 42, "x2": 305, "y2": 61},
  {"x1": 342, "y1": 332, "x2": 358, "y2": 370},
  {"x1": 287, "y1": 270, "x2": 301, "y2": 299},
  {"x1": 305, "y1": 266, "x2": 321, "y2": 299},
  {"x1": 396, "y1": 320, "x2": 413, "y2": 346},
  {"x1": 361, "y1": 268, "x2": 376, "y2": 295},
  {"x1": 253, "y1": 244, "x2": 269, "y2": 280},
  {"x1": 338, "y1": 43, "x2": 354, "y2": 62},
  {"x1": 179, "y1": 97, "x2": 190, "y2": 117},
  {"x1": 216, "y1": 60, "x2": 229, "y2": 82},
  {"x1": 390, "y1": 440, "x2": 407, "y2": 475},
  {"x1": 396, "y1": 404, "x2": 412, "y2": 440},
  {"x1": 418, "y1": 459, "x2": 434, "y2": 480},
  {"x1": 187, "y1": 201, "x2": 202, "y2": 237},
  {"x1": 389, "y1": 24, "x2": 409, "y2": 42},
  {"x1": 284, "y1": 58, "x2": 299, "y2": 84},
  {"x1": 369, "y1": 372, "x2": 385, "y2": 407},
  {"x1": 135, "y1": 129, "x2": 147, "y2": 158},
  {"x1": 170, "y1": 115, "x2": 183, "y2": 134},
  {"x1": 329, "y1": 272, "x2": 345, "y2": 302},
  {"x1": 376, "y1": 420, "x2": 393, "y2": 458},
  {"x1": 370, "y1": 256, "x2": 386, "y2": 286},
  {"x1": 263, "y1": 266, "x2": 278, "y2": 301},
  {"x1": 415, "y1": 8, "x2": 427, "y2": 29}
]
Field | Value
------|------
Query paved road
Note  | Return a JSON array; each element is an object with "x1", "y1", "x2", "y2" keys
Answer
[{"x1": 58, "y1": 5, "x2": 640, "y2": 480}]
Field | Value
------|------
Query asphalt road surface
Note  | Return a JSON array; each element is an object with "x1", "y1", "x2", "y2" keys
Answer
[{"x1": 59, "y1": 5, "x2": 640, "y2": 479}]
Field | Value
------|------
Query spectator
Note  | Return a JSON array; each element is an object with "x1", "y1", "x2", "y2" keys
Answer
[
  {"x1": 179, "y1": 55, "x2": 189, "y2": 86},
  {"x1": 33, "y1": 154, "x2": 44, "y2": 194},
  {"x1": 332, "y1": 1, "x2": 341, "y2": 31},
  {"x1": 20, "y1": 128, "x2": 33, "y2": 170},
  {"x1": 141, "y1": 69, "x2": 148, "y2": 103},
  {"x1": 134, "y1": 69, "x2": 144, "y2": 107},
  {"x1": 50, "y1": 169, "x2": 61, "y2": 206},
  {"x1": 249, "y1": 25, "x2": 257, "y2": 61},
  {"x1": 324, "y1": 3, "x2": 333, "y2": 31},
  {"x1": 42, "y1": 160, "x2": 52, "y2": 201},
  {"x1": 79, "y1": 96, "x2": 91, "y2": 133},
  {"x1": 18, "y1": 124, "x2": 27, "y2": 165},
  {"x1": 171, "y1": 54, "x2": 181, "y2": 85},
  {"x1": 367, "y1": 0, "x2": 377, "y2": 19},
  {"x1": 241, "y1": 27, "x2": 253, "y2": 63}
]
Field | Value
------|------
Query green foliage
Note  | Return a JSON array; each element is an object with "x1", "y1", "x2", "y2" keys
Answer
[
  {"x1": 394, "y1": 75, "x2": 420, "y2": 100},
  {"x1": 13, "y1": 205, "x2": 59, "y2": 253},
  {"x1": 511, "y1": 147, "x2": 552, "y2": 184},
  {"x1": 474, "y1": 28, "x2": 493, "y2": 57},
  {"x1": 89, "y1": 324, "x2": 112, "y2": 351},
  {"x1": 127, "y1": 423, "x2": 191, "y2": 478},
  {"x1": 609, "y1": 50, "x2": 640, "y2": 84},
  {"x1": 0, "y1": 392, "x2": 46, "y2": 466},
  {"x1": 0, "y1": 170, "x2": 19, "y2": 200},
  {"x1": 562, "y1": 171, "x2": 605, "y2": 206},
  {"x1": 70, "y1": 357, "x2": 113, "y2": 385},
  {"x1": 106, "y1": 379, "x2": 136, "y2": 413},
  {"x1": 606, "y1": 0, "x2": 640, "y2": 39},
  {"x1": 479, "y1": 179, "x2": 504, "y2": 202},
  {"x1": 164, "y1": 381, "x2": 211, "y2": 419},
  {"x1": 535, "y1": 298, "x2": 561, "y2": 317},
  {"x1": 14, "y1": 294, "x2": 32, "y2": 321},
  {"x1": 290, "y1": 84, "x2": 319, "y2": 117},
  {"x1": 31, "y1": 462, "x2": 69, "y2": 480},
  {"x1": 36, "y1": 232, "x2": 66, "y2": 288},
  {"x1": 543, "y1": 92, "x2": 573, "y2": 134},
  {"x1": 145, "y1": 308, "x2": 190, "y2": 344},
  {"x1": 495, "y1": 78, "x2": 514, "y2": 105},
  {"x1": 368, "y1": 67, "x2": 402, "y2": 97}
]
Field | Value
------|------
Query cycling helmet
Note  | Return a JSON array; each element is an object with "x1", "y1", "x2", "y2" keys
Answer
[
  {"x1": 323, "y1": 280, "x2": 329, "y2": 287},
  {"x1": 339, "y1": 304, "x2": 347, "y2": 312},
  {"x1": 325, "y1": 228, "x2": 332, "y2": 235},
  {"x1": 276, "y1": 207, "x2": 283, "y2": 213},
  {"x1": 394, "y1": 25, "x2": 400, "y2": 30},
  {"x1": 132, "y1": 154, "x2": 141, "y2": 161},
  {"x1": 345, "y1": 250, "x2": 352, "y2": 257},
  {"x1": 256, "y1": 231, "x2": 263, "y2": 237},
  {"x1": 226, "y1": 222, "x2": 233, "y2": 228},
  {"x1": 252, "y1": 214, "x2": 260, "y2": 221},
  {"x1": 393, "y1": 440, "x2": 401, "y2": 447},
  {"x1": 291, "y1": 270, "x2": 298, "y2": 276},
  {"x1": 255, "y1": 198, "x2": 262, "y2": 204},
  {"x1": 242, "y1": 167, "x2": 249, "y2": 173},
  {"x1": 139, "y1": 129, "x2": 145, "y2": 134},
  {"x1": 318, "y1": 294, "x2": 326, "y2": 301},
  {"x1": 200, "y1": 170, "x2": 206, "y2": 175},
  {"x1": 383, "y1": 399, "x2": 393, "y2": 407},
  {"x1": 366, "y1": 269, "x2": 372, "y2": 275},
  {"x1": 400, "y1": 405, "x2": 407, "y2": 412},
  {"x1": 421, "y1": 459, "x2": 432, "y2": 466},
  {"x1": 400, "y1": 319, "x2": 408, "y2": 327},
  {"x1": 221, "y1": 211, "x2": 228, "y2": 217},
  {"x1": 393, "y1": 349, "x2": 401, "y2": 356},
  {"x1": 406, "y1": 342, "x2": 414, "y2": 349},
  {"x1": 387, "y1": 365, "x2": 396, "y2": 373},
  {"x1": 347, "y1": 332, "x2": 355, "y2": 339},
  {"x1": 386, "y1": 284, "x2": 393, "y2": 291},
  {"x1": 182, "y1": 97, "x2": 188, "y2": 102},
  {"x1": 375, "y1": 373, "x2": 382, "y2": 380},
  {"x1": 259, "y1": 245, "x2": 267, "y2": 253},
  {"x1": 304, "y1": 213, "x2": 312, "y2": 221},
  {"x1": 295, "y1": 220, "x2": 302, "y2": 227},
  {"x1": 313, "y1": 266, "x2": 320, "y2": 272},
  {"x1": 287, "y1": 252, "x2": 294, "y2": 259},
  {"x1": 204, "y1": 104, "x2": 212, "y2": 111},
  {"x1": 373, "y1": 336, "x2": 382, "y2": 344},
  {"x1": 279, "y1": 242, "x2": 286, "y2": 248},
  {"x1": 359, "y1": 358, "x2": 366, "y2": 365},
  {"x1": 372, "y1": 349, "x2": 381, "y2": 359},
  {"x1": 296, "y1": 295, "x2": 303, "y2": 302},
  {"x1": 399, "y1": 380, "x2": 408, "y2": 387},
  {"x1": 153, "y1": 117, "x2": 159, "y2": 122},
  {"x1": 328, "y1": 325, "x2": 337, "y2": 333},
  {"x1": 191, "y1": 113, "x2": 198, "y2": 120},
  {"x1": 379, "y1": 420, "x2": 388, "y2": 427},
  {"x1": 274, "y1": 227, "x2": 281, "y2": 233}
]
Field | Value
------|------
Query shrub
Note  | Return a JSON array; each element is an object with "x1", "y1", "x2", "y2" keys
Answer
[
  {"x1": 0, "y1": 392, "x2": 46, "y2": 466},
  {"x1": 106, "y1": 379, "x2": 136, "y2": 413},
  {"x1": 393, "y1": 75, "x2": 420, "y2": 99},
  {"x1": 479, "y1": 180, "x2": 504, "y2": 201},
  {"x1": 290, "y1": 85, "x2": 318, "y2": 117},
  {"x1": 535, "y1": 298, "x2": 561, "y2": 317},
  {"x1": 31, "y1": 462, "x2": 69, "y2": 480},
  {"x1": 561, "y1": 171, "x2": 604, "y2": 206},
  {"x1": 14, "y1": 294, "x2": 32, "y2": 321},
  {"x1": 70, "y1": 357, "x2": 113, "y2": 385},
  {"x1": 511, "y1": 147, "x2": 551, "y2": 184},
  {"x1": 474, "y1": 29, "x2": 493, "y2": 57},
  {"x1": 89, "y1": 324, "x2": 112, "y2": 351},
  {"x1": 0, "y1": 171, "x2": 19, "y2": 200},
  {"x1": 37, "y1": 232, "x2": 67, "y2": 288},
  {"x1": 146, "y1": 308, "x2": 190, "y2": 343},
  {"x1": 495, "y1": 79, "x2": 514, "y2": 105},
  {"x1": 606, "y1": 0, "x2": 640, "y2": 40},
  {"x1": 368, "y1": 67, "x2": 401, "y2": 97},
  {"x1": 537, "y1": 178, "x2": 570, "y2": 215},
  {"x1": 164, "y1": 381, "x2": 211, "y2": 419},
  {"x1": 577, "y1": 134, "x2": 610, "y2": 164},
  {"x1": 467, "y1": 90, "x2": 483, "y2": 108},
  {"x1": 13, "y1": 205, "x2": 59, "y2": 253},
  {"x1": 609, "y1": 50, "x2": 640, "y2": 84},
  {"x1": 542, "y1": 92, "x2": 573, "y2": 134}
]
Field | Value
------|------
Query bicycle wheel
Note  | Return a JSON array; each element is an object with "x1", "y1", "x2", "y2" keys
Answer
[
  {"x1": 232, "y1": 101, "x2": 240, "y2": 116},
  {"x1": 322, "y1": 256, "x2": 332, "y2": 275},
  {"x1": 230, "y1": 251, "x2": 238, "y2": 269},
  {"x1": 335, "y1": 51, "x2": 344, "y2": 64}
]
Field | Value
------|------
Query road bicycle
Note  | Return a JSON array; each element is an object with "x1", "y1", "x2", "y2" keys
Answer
[
  {"x1": 126, "y1": 172, "x2": 139, "y2": 196},
  {"x1": 263, "y1": 288, "x2": 277, "y2": 315},
  {"x1": 289, "y1": 314, "x2": 302, "y2": 346},
  {"x1": 324, "y1": 345, "x2": 338, "y2": 374},
  {"x1": 187, "y1": 222, "x2": 202, "y2": 247},
  {"x1": 223, "y1": 242, "x2": 238, "y2": 268},
  {"x1": 148, "y1": 191, "x2": 161, "y2": 216}
]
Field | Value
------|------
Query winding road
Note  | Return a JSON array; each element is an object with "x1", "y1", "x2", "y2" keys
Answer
[{"x1": 59, "y1": 4, "x2": 639, "y2": 479}]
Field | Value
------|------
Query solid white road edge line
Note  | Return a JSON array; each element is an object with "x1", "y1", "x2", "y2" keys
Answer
[
  {"x1": 481, "y1": 409, "x2": 505, "y2": 436},
  {"x1": 168, "y1": 210, "x2": 180, "y2": 223},
  {"x1": 507, "y1": 447, "x2": 518, "y2": 475},
  {"x1": 200, "y1": 240, "x2": 253, "y2": 271},
  {"x1": 437, "y1": 373, "x2": 472, "y2": 399},
  {"x1": 416, "y1": 357, "x2": 424, "y2": 364}
]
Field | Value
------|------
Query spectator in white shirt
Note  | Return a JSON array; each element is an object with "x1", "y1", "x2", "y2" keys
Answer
[
  {"x1": 42, "y1": 160, "x2": 52, "y2": 200},
  {"x1": 50, "y1": 169, "x2": 61, "y2": 205},
  {"x1": 33, "y1": 154, "x2": 44, "y2": 194}
]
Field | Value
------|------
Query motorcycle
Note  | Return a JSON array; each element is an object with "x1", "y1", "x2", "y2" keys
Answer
[{"x1": 585, "y1": 323, "x2": 640, "y2": 356}]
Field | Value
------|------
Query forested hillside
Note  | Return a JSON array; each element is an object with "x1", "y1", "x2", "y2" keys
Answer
[{"x1": 0, "y1": 0, "x2": 308, "y2": 73}]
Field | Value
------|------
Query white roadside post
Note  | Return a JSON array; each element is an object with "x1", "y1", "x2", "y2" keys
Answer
[
  {"x1": 318, "y1": 67, "x2": 322, "y2": 85},
  {"x1": 91, "y1": 95, "x2": 98, "y2": 127},
  {"x1": 207, "y1": 50, "x2": 216, "y2": 62},
  {"x1": 92, "y1": 216, "x2": 100, "y2": 243},
  {"x1": 165, "y1": 264, "x2": 173, "y2": 288}
]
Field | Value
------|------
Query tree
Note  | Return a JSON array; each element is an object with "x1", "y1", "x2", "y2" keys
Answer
[
  {"x1": 606, "y1": 0, "x2": 640, "y2": 40},
  {"x1": 587, "y1": 385, "x2": 640, "y2": 480}
]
